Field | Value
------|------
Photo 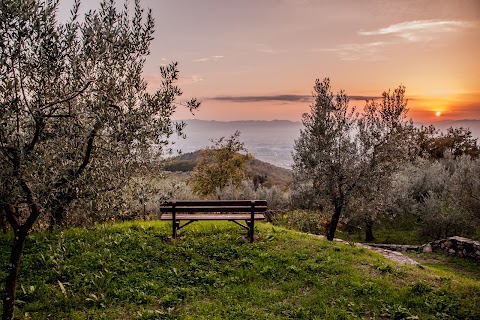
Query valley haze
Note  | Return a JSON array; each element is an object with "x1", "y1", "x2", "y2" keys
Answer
[{"x1": 171, "y1": 119, "x2": 480, "y2": 169}]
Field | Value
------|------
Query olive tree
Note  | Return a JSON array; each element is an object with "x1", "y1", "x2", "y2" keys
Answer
[
  {"x1": 0, "y1": 1, "x2": 198, "y2": 318},
  {"x1": 292, "y1": 78, "x2": 359, "y2": 240},
  {"x1": 190, "y1": 131, "x2": 252, "y2": 198},
  {"x1": 414, "y1": 126, "x2": 480, "y2": 160},
  {"x1": 390, "y1": 155, "x2": 480, "y2": 240},
  {"x1": 354, "y1": 86, "x2": 413, "y2": 240},
  {"x1": 292, "y1": 79, "x2": 412, "y2": 241}
]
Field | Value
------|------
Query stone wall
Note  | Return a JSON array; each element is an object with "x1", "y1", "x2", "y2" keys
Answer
[
  {"x1": 366, "y1": 236, "x2": 480, "y2": 261},
  {"x1": 422, "y1": 236, "x2": 480, "y2": 260}
]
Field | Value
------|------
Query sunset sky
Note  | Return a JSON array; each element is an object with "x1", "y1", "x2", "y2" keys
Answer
[{"x1": 59, "y1": 0, "x2": 480, "y2": 122}]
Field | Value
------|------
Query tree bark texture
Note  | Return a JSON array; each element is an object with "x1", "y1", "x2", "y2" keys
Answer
[
  {"x1": 326, "y1": 204, "x2": 343, "y2": 241},
  {"x1": 2, "y1": 230, "x2": 27, "y2": 320},
  {"x1": 365, "y1": 219, "x2": 375, "y2": 241}
]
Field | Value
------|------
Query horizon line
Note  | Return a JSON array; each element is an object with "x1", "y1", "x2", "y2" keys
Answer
[{"x1": 174, "y1": 118, "x2": 480, "y2": 123}]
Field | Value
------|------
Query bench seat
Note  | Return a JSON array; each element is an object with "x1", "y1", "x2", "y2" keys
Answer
[{"x1": 160, "y1": 213, "x2": 266, "y2": 220}]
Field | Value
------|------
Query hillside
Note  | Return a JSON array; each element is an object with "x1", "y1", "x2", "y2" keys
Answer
[
  {"x1": 164, "y1": 150, "x2": 293, "y2": 189},
  {"x1": 170, "y1": 120, "x2": 303, "y2": 169},
  {"x1": 0, "y1": 221, "x2": 478, "y2": 319}
]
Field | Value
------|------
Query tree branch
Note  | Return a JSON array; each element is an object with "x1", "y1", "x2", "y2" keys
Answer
[
  {"x1": 74, "y1": 121, "x2": 101, "y2": 178},
  {"x1": 40, "y1": 80, "x2": 93, "y2": 111},
  {"x1": 24, "y1": 116, "x2": 44, "y2": 153},
  {"x1": 53, "y1": 120, "x2": 101, "y2": 190}
]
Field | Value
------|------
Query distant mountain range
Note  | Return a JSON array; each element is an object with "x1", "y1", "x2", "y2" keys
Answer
[{"x1": 171, "y1": 119, "x2": 480, "y2": 169}]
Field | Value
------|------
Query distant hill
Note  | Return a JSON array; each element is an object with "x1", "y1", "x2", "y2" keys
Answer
[
  {"x1": 170, "y1": 120, "x2": 303, "y2": 169},
  {"x1": 164, "y1": 150, "x2": 293, "y2": 189}
]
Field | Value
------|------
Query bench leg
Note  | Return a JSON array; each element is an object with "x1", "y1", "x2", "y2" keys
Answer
[
  {"x1": 172, "y1": 220, "x2": 179, "y2": 239},
  {"x1": 248, "y1": 219, "x2": 254, "y2": 243},
  {"x1": 249, "y1": 201, "x2": 255, "y2": 243}
]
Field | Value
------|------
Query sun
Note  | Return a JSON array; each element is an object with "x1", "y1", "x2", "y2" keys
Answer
[{"x1": 435, "y1": 111, "x2": 442, "y2": 117}]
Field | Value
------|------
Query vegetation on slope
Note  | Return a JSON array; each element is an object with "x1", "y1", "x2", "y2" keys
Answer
[
  {"x1": 0, "y1": 221, "x2": 478, "y2": 319},
  {"x1": 164, "y1": 151, "x2": 292, "y2": 189}
]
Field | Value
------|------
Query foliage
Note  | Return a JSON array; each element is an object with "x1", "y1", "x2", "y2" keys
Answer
[
  {"x1": 254, "y1": 184, "x2": 290, "y2": 212},
  {"x1": 189, "y1": 131, "x2": 252, "y2": 197},
  {"x1": 414, "y1": 125, "x2": 480, "y2": 160},
  {"x1": 292, "y1": 78, "x2": 358, "y2": 240},
  {"x1": 157, "y1": 175, "x2": 199, "y2": 202},
  {"x1": 351, "y1": 86, "x2": 414, "y2": 241},
  {"x1": 213, "y1": 180, "x2": 257, "y2": 200},
  {"x1": 292, "y1": 78, "x2": 411, "y2": 240},
  {"x1": 0, "y1": 0, "x2": 198, "y2": 230},
  {"x1": 389, "y1": 155, "x2": 480, "y2": 241},
  {"x1": 0, "y1": 221, "x2": 478, "y2": 319},
  {"x1": 0, "y1": 0, "x2": 198, "y2": 318},
  {"x1": 212, "y1": 180, "x2": 290, "y2": 212},
  {"x1": 279, "y1": 209, "x2": 328, "y2": 235},
  {"x1": 164, "y1": 150, "x2": 293, "y2": 190}
]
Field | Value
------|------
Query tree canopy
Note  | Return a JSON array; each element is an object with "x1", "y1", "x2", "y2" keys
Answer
[
  {"x1": 0, "y1": 1, "x2": 198, "y2": 318},
  {"x1": 190, "y1": 131, "x2": 252, "y2": 198},
  {"x1": 292, "y1": 79, "x2": 412, "y2": 240},
  {"x1": 414, "y1": 126, "x2": 480, "y2": 160}
]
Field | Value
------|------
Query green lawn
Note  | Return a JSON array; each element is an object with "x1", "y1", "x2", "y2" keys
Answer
[
  {"x1": 335, "y1": 226, "x2": 423, "y2": 245},
  {"x1": 0, "y1": 221, "x2": 479, "y2": 319}
]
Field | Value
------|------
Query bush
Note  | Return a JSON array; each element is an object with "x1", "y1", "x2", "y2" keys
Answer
[
  {"x1": 280, "y1": 209, "x2": 327, "y2": 235},
  {"x1": 389, "y1": 155, "x2": 480, "y2": 241},
  {"x1": 417, "y1": 192, "x2": 476, "y2": 241}
]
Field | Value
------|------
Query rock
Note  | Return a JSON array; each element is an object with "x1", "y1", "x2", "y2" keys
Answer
[
  {"x1": 448, "y1": 249, "x2": 455, "y2": 255},
  {"x1": 423, "y1": 244, "x2": 432, "y2": 253}
]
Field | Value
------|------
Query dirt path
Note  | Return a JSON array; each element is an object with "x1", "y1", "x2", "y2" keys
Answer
[
  {"x1": 360, "y1": 244, "x2": 422, "y2": 267},
  {"x1": 308, "y1": 234, "x2": 422, "y2": 267}
]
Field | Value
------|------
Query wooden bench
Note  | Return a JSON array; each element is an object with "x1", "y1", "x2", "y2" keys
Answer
[{"x1": 159, "y1": 200, "x2": 267, "y2": 242}]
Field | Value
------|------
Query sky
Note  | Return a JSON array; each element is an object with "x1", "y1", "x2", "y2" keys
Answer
[{"x1": 58, "y1": 0, "x2": 480, "y2": 122}]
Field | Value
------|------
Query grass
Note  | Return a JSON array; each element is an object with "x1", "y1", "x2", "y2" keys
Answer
[
  {"x1": 335, "y1": 227, "x2": 423, "y2": 245},
  {"x1": 0, "y1": 221, "x2": 479, "y2": 319},
  {"x1": 406, "y1": 252, "x2": 480, "y2": 281},
  {"x1": 277, "y1": 210, "x2": 426, "y2": 245}
]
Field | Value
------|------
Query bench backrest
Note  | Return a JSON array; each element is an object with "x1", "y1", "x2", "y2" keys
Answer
[{"x1": 160, "y1": 200, "x2": 267, "y2": 213}]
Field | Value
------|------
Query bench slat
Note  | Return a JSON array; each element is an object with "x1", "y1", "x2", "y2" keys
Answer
[
  {"x1": 160, "y1": 200, "x2": 267, "y2": 207},
  {"x1": 160, "y1": 214, "x2": 265, "y2": 220},
  {"x1": 159, "y1": 206, "x2": 267, "y2": 213}
]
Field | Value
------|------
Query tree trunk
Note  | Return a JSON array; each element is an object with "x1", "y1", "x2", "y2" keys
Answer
[
  {"x1": 0, "y1": 214, "x2": 7, "y2": 234},
  {"x1": 49, "y1": 204, "x2": 66, "y2": 231},
  {"x1": 2, "y1": 229, "x2": 27, "y2": 320},
  {"x1": 48, "y1": 194, "x2": 72, "y2": 231},
  {"x1": 365, "y1": 219, "x2": 375, "y2": 241},
  {"x1": 326, "y1": 204, "x2": 342, "y2": 241}
]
